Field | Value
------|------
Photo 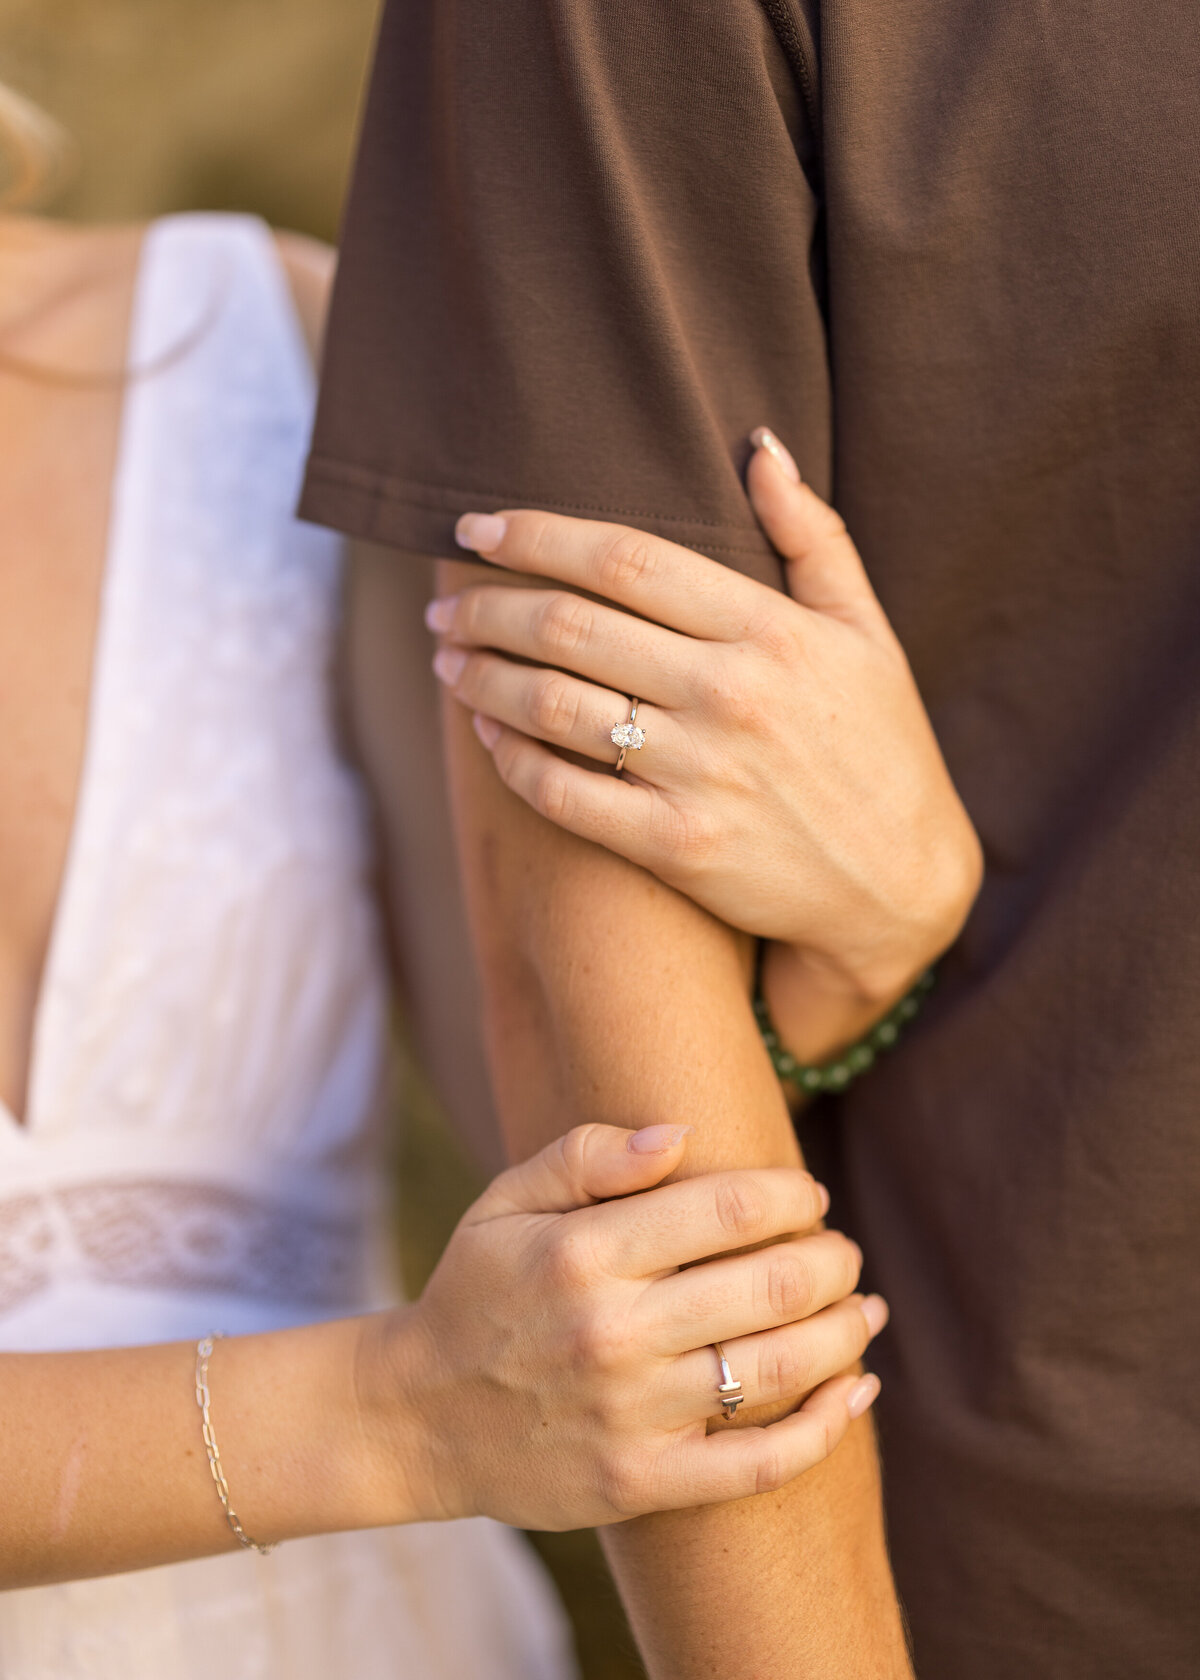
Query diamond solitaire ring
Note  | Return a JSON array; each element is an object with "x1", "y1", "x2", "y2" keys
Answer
[
  {"x1": 713, "y1": 1342, "x2": 745, "y2": 1420},
  {"x1": 610, "y1": 697, "x2": 646, "y2": 774}
]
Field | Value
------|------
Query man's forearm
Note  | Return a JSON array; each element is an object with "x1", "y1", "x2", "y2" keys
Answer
[{"x1": 437, "y1": 560, "x2": 911, "y2": 1680}]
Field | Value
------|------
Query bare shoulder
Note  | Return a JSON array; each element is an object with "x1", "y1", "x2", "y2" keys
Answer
[{"x1": 273, "y1": 230, "x2": 336, "y2": 367}]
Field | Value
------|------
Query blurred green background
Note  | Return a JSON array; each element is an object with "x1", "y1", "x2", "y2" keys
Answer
[{"x1": 0, "y1": 3, "x2": 645, "y2": 1674}]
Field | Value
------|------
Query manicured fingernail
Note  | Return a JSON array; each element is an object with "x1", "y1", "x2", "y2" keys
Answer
[
  {"x1": 860, "y1": 1294, "x2": 889, "y2": 1339},
  {"x1": 846, "y1": 1373, "x2": 881, "y2": 1419},
  {"x1": 425, "y1": 597, "x2": 455, "y2": 633},
  {"x1": 628, "y1": 1124, "x2": 694, "y2": 1154},
  {"x1": 473, "y1": 712, "x2": 501, "y2": 749},
  {"x1": 433, "y1": 647, "x2": 467, "y2": 685},
  {"x1": 455, "y1": 512, "x2": 508, "y2": 554},
  {"x1": 814, "y1": 1181, "x2": 831, "y2": 1217},
  {"x1": 749, "y1": 426, "x2": 801, "y2": 484}
]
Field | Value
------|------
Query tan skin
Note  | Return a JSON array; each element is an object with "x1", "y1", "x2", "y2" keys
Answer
[
  {"x1": 430, "y1": 461, "x2": 982, "y2": 1072},
  {"x1": 417, "y1": 315, "x2": 981, "y2": 1680},
  {"x1": 430, "y1": 578, "x2": 914, "y2": 1679},
  {"x1": 0, "y1": 223, "x2": 882, "y2": 1595},
  {"x1": 0, "y1": 218, "x2": 134, "y2": 1118},
  {"x1": 245, "y1": 231, "x2": 918, "y2": 1677}
]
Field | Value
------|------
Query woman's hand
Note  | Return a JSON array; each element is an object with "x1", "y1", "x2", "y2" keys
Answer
[
  {"x1": 427, "y1": 430, "x2": 981, "y2": 1039},
  {"x1": 364, "y1": 1123, "x2": 884, "y2": 1531},
  {"x1": 0, "y1": 1124, "x2": 880, "y2": 1583}
]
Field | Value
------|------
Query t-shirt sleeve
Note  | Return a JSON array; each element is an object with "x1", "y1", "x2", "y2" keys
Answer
[{"x1": 300, "y1": 0, "x2": 827, "y2": 587}]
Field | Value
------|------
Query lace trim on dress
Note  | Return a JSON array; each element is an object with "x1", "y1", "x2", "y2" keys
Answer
[{"x1": 0, "y1": 1179, "x2": 365, "y2": 1317}]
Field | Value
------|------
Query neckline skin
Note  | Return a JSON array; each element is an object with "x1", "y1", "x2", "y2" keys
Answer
[{"x1": 0, "y1": 218, "x2": 146, "y2": 1127}]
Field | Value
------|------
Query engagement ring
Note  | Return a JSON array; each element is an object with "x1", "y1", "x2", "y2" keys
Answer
[{"x1": 611, "y1": 698, "x2": 645, "y2": 773}]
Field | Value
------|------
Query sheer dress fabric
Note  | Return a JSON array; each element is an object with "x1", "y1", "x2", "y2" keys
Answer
[{"x1": 0, "y1": 215, "x2": 574, "y2": 1680}]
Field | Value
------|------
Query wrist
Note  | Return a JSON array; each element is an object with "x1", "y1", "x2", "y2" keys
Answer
[
  {"x1": 770, "y1": 817, "x2": 980, "y2": 1056},
  {"x1": 351, "y1": 1296, "x2": 470, "y2": 1538},
  {"x1": 342, "y1": 1310, "x2": 440, "y2": 1538},
  {"x1": 761, "y1": 942, "x2": 929, "y2": 1068}
]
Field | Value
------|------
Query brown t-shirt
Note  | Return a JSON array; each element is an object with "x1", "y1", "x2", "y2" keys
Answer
[{"x1": 302, "y1": 3, "x2": 1200, "y2": 1674}]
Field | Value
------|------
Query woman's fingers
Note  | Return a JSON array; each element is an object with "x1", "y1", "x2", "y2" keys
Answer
[
  {"x1": 455, "y1": 509, "x2": 766, "y2": 643},
  {"x1": 428, "y1": 585, "x2": 693, "y2": 709},
  {"x1": 646, "y1": 1230, "x2": 864, "y2": 1354},
  {"x1": 433, "y1": 644, "x2": 687, "y2": 774},
  {"x1": 661, "y1": 1294, "x2": 886, "y2": 1426},
  {"x1": 649, "y1": 1371, "x2": 877, "y2": 1514},
  {"x1": 471, "y1": 1122, "x2": 692, "y2": 1221},
  {"x1": 747, "y1": 428, "x2": 888, "y2": 629},
  {"x1": 581, "y1": 1169, "x2": 830, "y2": 1278},
  {"x1": 474, "y1": 721, "x2": 674, "y2": 863}
]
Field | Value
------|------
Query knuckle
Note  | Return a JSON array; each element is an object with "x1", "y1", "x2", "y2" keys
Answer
[
  {"x1": 815, "y1": 502, "x2": 849, "y2": 544},
  {"x1": 753, "y1": 1446, "x2": 789, "y2": 1497},
  {"x1": 705, "y1": 667, "x2": 770, "y2": 735},
  {"x1": 536, "y1": 593, "x2": 593, "y2": 657},
  {"x1": 543, "y1": 1223, "x2": 596, "y2": 1293},
  {"x1": 595, "y1": 528, "x2": 659, "y2": 598},
  {"x1": 676, "y1": 802, "x2": 720, "y2": 865},
  {"x1": 649, "y1": 798, "x2": 718, "y2": 869},
  {"x1": 448, "y1": 650, "x2": 481, "y2": 699},
  {"x1": 753, "y1": 614, "x2": 801, "y2": 666},
  {"x1": 516, "y1": 510, "x2": 557, "y2": 571},
  {"x1": 568, "y1": 1307, "x2": 628, "y2": 1374},
  {"x1": 556, "y1": 1123, "x2": 605, "y2": 1184},
  {"x1": 599, "y1": 1448, "x2": 654, "y2": 1519},
  {"x1": 765, "y1": 1252, "x2": 815, "y2": 1322},
  {"x1": 529, "y1": 669, "x2": 580, "y2": 737},
  {"x1": 836, "y1": 1233, "x2": 864, "y2": 1291},
  {"x1": 816, "y1": 1411, "x2": 837, "y2": 1464},
  {"x1": 531, "y1": 760, "x2": 574, "y2": 825},
  {"x1": 490, "y1": 730, "x2": 521, "y2": 785},
  {"x1": 764, "y1": 1330, "x2": 817, "y2": 1399},
  {"x1": 453, "y1": 587, "x2": 484, "y2": 641},
  {"x1": 713, "y1": 1175, "x2": 771, "y2": 1243},
  {"x1": 847, "y1": 1304, "x2": 873, "y2": 1360}
]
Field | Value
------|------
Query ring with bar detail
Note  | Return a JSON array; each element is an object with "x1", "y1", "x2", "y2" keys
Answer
[
  {"x1": 610, "y1": 697, "x2": 646, "y2": 774},
  {"x1": 713, "y1": 1341, "x2": 745, "y2": 1419}
]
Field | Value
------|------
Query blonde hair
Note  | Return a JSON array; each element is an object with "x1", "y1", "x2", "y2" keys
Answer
[{"x1": 0, "y1": 80, "x2": 73, "y2": 209}]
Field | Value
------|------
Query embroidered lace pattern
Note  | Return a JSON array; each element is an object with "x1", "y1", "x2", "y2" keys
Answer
[{"x1": 0, "y1": 1179, "x2": 364, "y2": 1318}]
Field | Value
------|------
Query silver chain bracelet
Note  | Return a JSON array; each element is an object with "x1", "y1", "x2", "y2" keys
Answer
[{"x1": 194, "y1": 1333, "x2": 276, "y2": 1555}]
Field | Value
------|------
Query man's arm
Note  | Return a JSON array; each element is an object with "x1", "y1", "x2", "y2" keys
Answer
[
  {"x1": 313, "y1": 0, "x2": 909, "y2": 1655},
  {"x1": 436, "y1": 553, "x2": 911, "y2": 1679},
  {"x1": 340, "y1": 541, "x2": 503, "y2": 1172}
]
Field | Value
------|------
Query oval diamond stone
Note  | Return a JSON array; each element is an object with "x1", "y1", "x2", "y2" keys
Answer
[{"x1": 610, "y1": 722, "x2": 646, "y2": 750}]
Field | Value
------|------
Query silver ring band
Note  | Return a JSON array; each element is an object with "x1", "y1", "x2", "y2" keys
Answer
[{"x1": 713, "y1": 1341, "x2": 745, "y2": 1420}]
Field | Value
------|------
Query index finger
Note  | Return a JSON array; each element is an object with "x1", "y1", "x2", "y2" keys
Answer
[
  {"x1": 578, "y1": 1167, "x2": 830, "y2": 1277},
  {"x1": 455, "y1": 508, "x2": 768, "y2": 643}
]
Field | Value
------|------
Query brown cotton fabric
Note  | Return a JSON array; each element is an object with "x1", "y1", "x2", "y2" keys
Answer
[{"x1": 303, "y1": 3, "x2": 1200, "y2": 1675}]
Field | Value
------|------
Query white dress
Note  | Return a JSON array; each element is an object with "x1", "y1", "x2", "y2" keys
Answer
[{"x1": 0, "y1": 215, "x2": 575, "y2": 1680}]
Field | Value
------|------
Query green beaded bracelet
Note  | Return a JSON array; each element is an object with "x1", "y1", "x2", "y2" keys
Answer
[{"x1": 753, "y1": 965, "x2": 937, "y2": 1095}]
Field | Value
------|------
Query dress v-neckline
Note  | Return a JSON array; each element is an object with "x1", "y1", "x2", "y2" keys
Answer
[{"x1": 0, "y1": 226, "x2": 152, "y2": 1137}]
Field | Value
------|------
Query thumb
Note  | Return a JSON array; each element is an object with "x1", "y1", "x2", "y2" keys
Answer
[
  {"x1": 471, "y1": 1123, "x2": 692, "y2": 1220},
  {"x1": 747, "y1": 428, "x2": 887, "y2": 629}
]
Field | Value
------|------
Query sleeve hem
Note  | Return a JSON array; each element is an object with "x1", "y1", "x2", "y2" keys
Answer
[{"x1": 299, "y1": 455, "x2": 781, "y2": 570}]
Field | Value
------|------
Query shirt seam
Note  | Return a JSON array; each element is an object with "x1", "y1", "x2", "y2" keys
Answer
[
  {"x1": 757, "y1": 0, "x2": 822, "y2": 145},
  {"x1": 304, "y1": 456, "x2": 774, "y2": 557}
]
